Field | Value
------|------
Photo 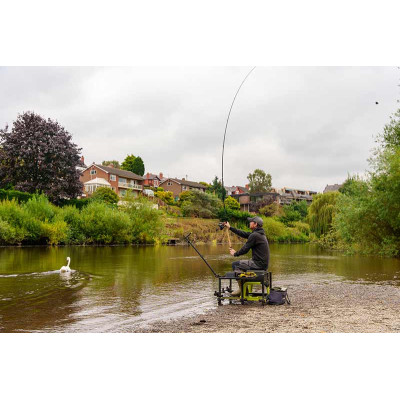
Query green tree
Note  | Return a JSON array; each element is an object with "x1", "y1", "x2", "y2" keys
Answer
[
  {"x1": 331, "y1": 108, "x2": 400, "y2": 256},
  {"x1": 102, "y1": 160, "x2": 121, "y2": 168},
  {"x1": 247, "y1": 169, "x2": 272, "y2": 193},
  {"x1": 132, "y1": 156, "x2": 145, "y2": 176},
  {"x1": 121, "y1": 154, "x2": 145, "y2": 176},
  {"x1": 224, "y1": 196, "x2": 240, "y2": 210},
  {"x1": 91, "y1": 187, "x2": 119, "y2": 205},
  {"x1": 206, "y1": 176, "x2": 226, "y2": 199},
  {"x1": 121, "y1": 154, "x2": 136, "y2": 172},
  {"x1": 280, "y1": 200, "x2": 309, "y2": 224},
  {"x1": 181, "y1": 190, "x2": 222, "y2": 218},
  {"x1": 307, "y1": 192, "x2": 340, "y2": 237}
]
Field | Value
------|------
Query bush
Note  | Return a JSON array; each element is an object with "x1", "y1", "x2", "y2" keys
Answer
[
  {"x1": 119, "y1": 196, "x2": 164, "y2": 243},
  {"x1": 155, "y1": 190, "x2": 175, "y2": 205},
  {"x1": 0, "y1": 189, "x2": 33, "y2": 203},
  {"x1": 262, "y1": 216, "x2": 310, "y2": 243},
  {"x1": 224, "y1": 196, "x2": 240, "y2": 210},
  {"x1": 279, "y1": 200, "x2": 308, "y2": 225},
  {"x1": 23, "y1": 195, "x2": 56, "y2": 222},
  {"x1": 259, "y1": 202, "x2": 282, "y2": 217},
  {"x1": 59, "y1": 197, "x2": 91, "y2": 210},
  {"x1": 0, "y1": 199, "x2": 29, "y2": 242},
  {"x1": 0, "y1": 218, "x2": 25, "y2": 244},
  {"x1": 288, "y1": 220, "x2": 311, "y2": 235},
  {"x1": 91, "y1": 187, "x2": 119, "y2": 205},
  {"x1": 57, "y1": 205, "x2": 85, "y2": 244},
  {"x1": 40, "y1": 220, "x2": 68, "y2": 245},
  {"x1": 180, "y1": 191, "x2": 222, "y2": 218},
  {"x1": 80, "y1": 202, "x2": 132, "y2": 244},
  {"x1": 178, "y1": 190, "x2": 194, "y2": 204},
  {"x1": 218, "y1": 208, "x2": 252, "y2": 229}
]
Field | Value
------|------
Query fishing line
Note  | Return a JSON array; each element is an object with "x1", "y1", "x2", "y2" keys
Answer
[{"x1": 221, "y1": 66, "x2": 256, "y2": 209}]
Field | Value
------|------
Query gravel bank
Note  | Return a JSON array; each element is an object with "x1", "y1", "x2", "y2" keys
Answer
[{"x1": 136, "y1": 278, "x2": 400, "y2": 333}]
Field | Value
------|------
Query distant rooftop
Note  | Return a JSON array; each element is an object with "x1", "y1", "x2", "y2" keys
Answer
[{"x1": 323, "y1": 184, "x2": 343, "y2": 193}]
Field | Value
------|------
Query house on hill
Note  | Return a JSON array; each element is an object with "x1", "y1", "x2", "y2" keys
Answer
[
  {"x1": 231, "y1": 187, "x2": 317, "y2": 212},
  {"x1": 323, "y1": 184, "x2": 343, "y2": 193},
  {"x1": 80, "y1": 163, "x2": 144, "y2": 197},
  {"x1": 225, "y1": 185, "x2": 248, "y2": 196},
  {"x1": 158, "y1": 178, "x2": 206, "y2": 200},
  {"x1": 143, "y1": 172, "x2": 164, "y2": 188}
]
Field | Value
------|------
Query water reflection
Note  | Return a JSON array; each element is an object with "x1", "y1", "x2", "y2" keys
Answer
[{"x1": 1, "y1": 244, "x2": 400, "y2": 332}]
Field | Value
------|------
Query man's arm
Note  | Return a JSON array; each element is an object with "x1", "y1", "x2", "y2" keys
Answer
[
  {"x1": 233, "y1": 233, "x2": 255, "y2": 257},
  {"x1": 229, "y1": 226, "x2": 251, "y2": 239}
]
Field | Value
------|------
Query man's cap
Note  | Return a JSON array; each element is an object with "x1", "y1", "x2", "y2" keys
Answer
[{"x1": 247, "y1": 216, "x2": 263, "y2": 227}]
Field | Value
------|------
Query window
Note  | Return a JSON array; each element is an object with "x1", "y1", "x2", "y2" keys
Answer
[
  {"x1": 167, "y1": 182, "x2": 172, "y2": 186},
  {"x1": 110, "y1": 174, "x2": 116, "y2": 181},
  {"x1": 119, "y1": 177, "x2": 127, "y2": 184},
  {"x1": 90, "y1": 170, "x2": 96, "y2": 175},
  {"x1": 120, "y1": 189, "x2": 127, "y2": 197},
  {"x1": 182, "y1": 186, "x2": 186, "y2": 190},
  {"x1": 154, "y1": 180, "x2": 159, "y2": 187}
]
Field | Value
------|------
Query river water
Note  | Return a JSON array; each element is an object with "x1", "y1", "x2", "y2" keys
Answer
[{"x1": 1, "y1": 244, "x2": 400, "y2": 332}]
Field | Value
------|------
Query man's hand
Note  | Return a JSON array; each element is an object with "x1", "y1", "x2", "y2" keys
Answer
[
  {"x1": 229, "y1": 247, "x2": 236, "y2": 256},
  {"x1": 224, "y1": 221, "x2": 231, "y2": 229}
]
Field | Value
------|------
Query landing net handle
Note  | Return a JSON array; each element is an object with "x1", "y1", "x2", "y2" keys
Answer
[{"x1": 183, "y1": 233, "x2": 220, "y2": 278}]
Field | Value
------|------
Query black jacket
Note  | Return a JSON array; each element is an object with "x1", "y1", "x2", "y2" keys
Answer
[{"x1": 230, "y1": 226, "x2": 270, "y2": 269}]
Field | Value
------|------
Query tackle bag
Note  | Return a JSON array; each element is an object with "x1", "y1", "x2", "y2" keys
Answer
[{"x1": 267, "y1": 287, "x2": 290, "y2": 305}]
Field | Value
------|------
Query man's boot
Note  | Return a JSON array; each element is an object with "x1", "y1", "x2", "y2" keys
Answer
[{"x1": 231, "y1": 281, "x2": 242, "y2": 297}]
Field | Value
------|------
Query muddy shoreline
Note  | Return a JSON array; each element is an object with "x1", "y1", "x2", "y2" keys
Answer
[{"x1": 136, "y1": 279, "x2": 400, "y2": 333}]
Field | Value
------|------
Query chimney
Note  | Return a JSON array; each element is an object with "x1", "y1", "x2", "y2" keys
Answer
[
  {"x1": 80, "y1": 156, "x2": 85, "y2": 164},
  {"x1": 245, "y1": 184, "x2": 249, "y2": 190},
  {"x1": 146, "y1": 172, "x2": 150, "y2": 178},
  {"x1": 182, "y1": 177, "x2": 185, "y2": 181},
  {"x1": 159, "y1": 172, "x2": 163, "y2": 179}
]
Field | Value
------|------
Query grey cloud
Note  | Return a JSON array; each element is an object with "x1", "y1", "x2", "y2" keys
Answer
[{"x1": 0, "y1": 67, "x2": 398, "y2": 192}]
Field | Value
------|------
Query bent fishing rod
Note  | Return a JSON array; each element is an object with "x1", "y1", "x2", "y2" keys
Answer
[
  {"x1": 221, "y1": 66, "x2": 256, "y2": 208},
  {"x1": 183, "y1": 68, "x2": 257, "y2": 275}
]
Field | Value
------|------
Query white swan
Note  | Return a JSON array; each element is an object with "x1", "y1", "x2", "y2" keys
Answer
[{"x1": 60, "y1": 257, "x2": 71, "y2": 273}]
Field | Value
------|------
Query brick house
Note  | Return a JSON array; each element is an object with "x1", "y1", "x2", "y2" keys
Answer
[
  {"x1": 80, "y1": 163, "x2": 144, "y2": 197},
  {"x1": 232, "y1": 187, "x2": 317, "y2": 212},
  {"x1": 225, "y1": 185, "x2": 248, "y2": 196},
  {"x1": 158, "y1": 178, "x2": 206, "y2": 200},
  {"x1": 143, "y1": 172, "x2": 164, "y2": 188}
]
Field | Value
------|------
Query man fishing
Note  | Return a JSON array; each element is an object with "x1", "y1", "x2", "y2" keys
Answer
[{"x1": 223, "y1": 216, "x2": 270, "y2": 296}]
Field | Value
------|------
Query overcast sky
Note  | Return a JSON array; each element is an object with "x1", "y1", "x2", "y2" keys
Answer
[{"x1": 0, "y1": 66, "x2": 398, "y2": 192}]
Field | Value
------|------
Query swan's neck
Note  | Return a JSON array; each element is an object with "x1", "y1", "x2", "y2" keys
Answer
[{"x1": 67, "y1": 258, "x2": 71, "y2": 267}]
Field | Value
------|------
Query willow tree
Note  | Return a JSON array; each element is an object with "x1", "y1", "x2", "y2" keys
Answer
[{"x1": 307, "y1": 192, "x2": 340, "y2": 237}]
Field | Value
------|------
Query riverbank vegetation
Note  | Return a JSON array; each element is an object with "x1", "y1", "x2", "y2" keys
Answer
[
  {"x1": 0, "y1": 188, "x2": 313, "y2": 245},
  {"x1": 313, "y1": 109, "x2": 400, "y2": 257},
  {"x1": 0, "y1": 194, "x2": 164, "y2": 245}
]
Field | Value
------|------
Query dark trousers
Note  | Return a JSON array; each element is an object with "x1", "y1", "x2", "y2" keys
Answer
[{"x1": 232, "y1": 259, "x2": 266, "y2": 272}]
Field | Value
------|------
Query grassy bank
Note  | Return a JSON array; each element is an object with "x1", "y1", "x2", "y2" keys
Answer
[
  {"x1": 0, "y1": 193, "x2": 313, "y2": 246},
  {"x1": 165, "y1": 216, "x2": 312, "y2": 244}
]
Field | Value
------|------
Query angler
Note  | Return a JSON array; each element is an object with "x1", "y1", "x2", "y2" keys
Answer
[{"x1": 223, "y1": 216, "x2": 270, "y2": 296}]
